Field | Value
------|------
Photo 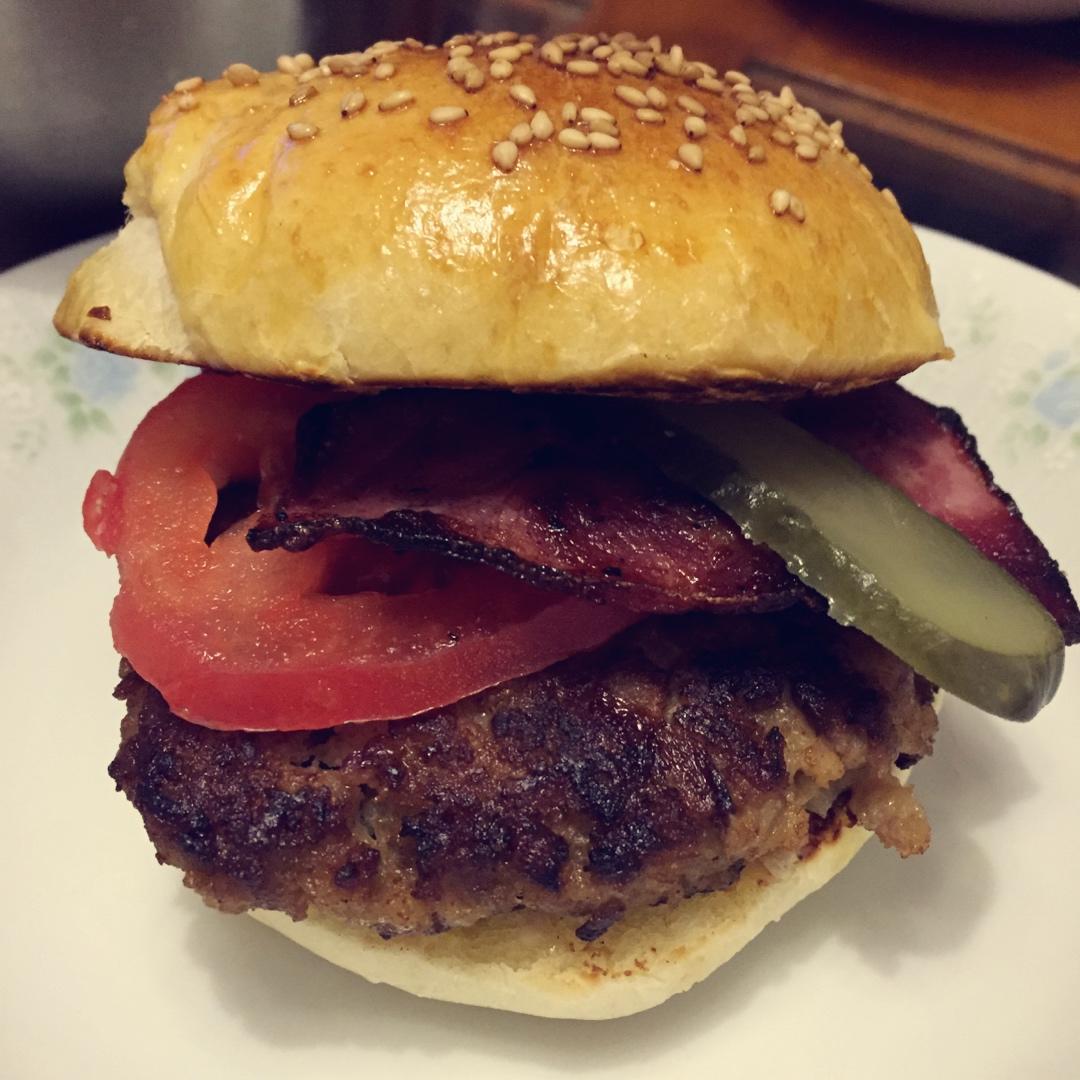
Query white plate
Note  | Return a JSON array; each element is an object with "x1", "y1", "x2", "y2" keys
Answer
[
  {"x1": 867, "y1": 0, "x2": 1080, "y2": 22},
  {"x1": 2, "y1": 230, "x2": 1078, "y2": 1079}
]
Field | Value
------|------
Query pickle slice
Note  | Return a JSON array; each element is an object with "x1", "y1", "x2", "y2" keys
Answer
[{"x1": 637, "y1": 402, "x2": 1064, "y2": 721}]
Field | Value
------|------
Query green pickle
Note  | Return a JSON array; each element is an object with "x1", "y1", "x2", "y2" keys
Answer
[{"x1": 639, "y1": 402, "x2": 1064, "y2": 721}]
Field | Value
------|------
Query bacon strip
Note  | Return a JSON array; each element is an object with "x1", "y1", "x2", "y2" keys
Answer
[
  {"x1": 790, "y1": 383, "x2": 1080, "y2": 644},
  {"x1": 249, "y1": 387, "x2": 1078, "y2": 642},
  {"x1": 249, "y1": 393, "x2": 801, "y2": 614}
]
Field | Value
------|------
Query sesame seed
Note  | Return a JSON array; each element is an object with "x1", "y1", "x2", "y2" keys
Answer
[
  {"x1": 429, "y1": 104, "x2": 467, "y2": 124},
  {"x1": 464, "y1": 67, "x2": 485, "y2": 91},
  {"x1": 728, "y1": 124, "x2": 748, "y2": 146},
  {"x1": 580, "y1": 106, "x2": 615, "y2": 125},
  {"x1": 780, "y1": 85, "x2": 797, "y2": 108},
  {"x1": 224, "y1": 62, "x2": 259, "y2": 86},
  {"x1": 882, "y1": 188, "x2": 900, "y2": 209},
  {"x1": 683, "y1": 115, "x2": 707, "y2": 139},
  {"x1": 492, "y1": 30, "x2": 519, "y2": 45},
  {"x1": 795, "y1": 140, "x2": 820, "y2": 161},
  {"x1": 763, "y1": 100, "x2": 787, "y2": 122},
  {"x1": 341, "y1": 90, "x2": 367, "y2": 116},
  {"x1": 589, "y1": 118, "x2": 619, "y2": 137},
  {"x1": 447, "y1": 55, "x2": 471, "y2": 76},
  {"x1": 297, "y1": 67, "x2": 321, "y2": 84},
  {"x1": 561, "y1": 101, "x2": 578, "y2": 125},
  {"x1": 555, "y1": 37, "x2": 578, "y2": 54},
  {"x1": 558, "y1": 128, "x2": 589, "y2": 150},
  {"x1": 593, "y1": 44, "x2": 615, "y2": 60},
  {"x1": 289, "y1": 84, "x2": 319, "y2": 106},
  {"x1": 277, "y1": 54, "x2": 300, "y2": 75},
  {"x1": 699, "y1": 62, "x2": 719, "y2": 77},
  {"x1": 540, "y1": 41, "x2": 565, "y2": 66},
  {"x1": 174, "y1": 76, "x2": 203, "y2": 93},
  {"x1": 287, "y1": 120, "x2": 318, "y2": 141},
  {"x1": 735, "y1": 106, "x2": 758, "y2": 126},
  {"x1": 176, "y1": 93, "x2": 198, "y2": 112},
  {"x1": 295, "y1": 53, "x2": 315, "y2": 71},
  {"x1": 615, "y1": 85, "x2": 649, "y2": 108},
  {"x1": 830, "y1": 119, "x2": 844, "y2": 134},
  {"x1": 645, "y1": 86, "x2": 668, "y2": 109},
  {"x1": 510, "y1": 121, "x2": 533, "y2": 146},
  {"x1": 731, "y1": 83, "x2": 754, "y2": 98},
  {"x1": 492, "y1": 140, "x2": 518, "y2": 172},
  {"x1": 681, "y1": 62, "x2": 705, "y2": 81},
  {"x1": 677, "y1": 142, "x2": 704, "y2": 171},
  {"x1": 589, "y1": 131, "x2": 621, "y2": 151},
  {"x1": 813, "y1": 129, "x2": 832, "y2": 148},
  {"x1": 635, "y1": 107, "x2": 664, "y2": 124},
  {"x1": 365, "y1": 42, "x2": 397, "y2": 59},
  {"x1": 770, "y1": 189, "x2": 791, "y2": 215},
  {"x1": 647, "y1": 34, "x2": 662, "y2": 51},
  {"x1": 695, "y1": 76, "x2": 726, "y2": 95},
  {"x1": 374, "y1": 62, "x2": 395, "y2": 80},
  {"x1": 579, "y1": 34, "x2": 600, "y2": 53},
  {"x1": 676, "y1": 95, "x2": 706, "y2": 117},
  {"x1": 859, "y1": 163, "x2": 874, "y2": 181},
  {"x1": 567, "y1": 59, "x2": 600, "y2": 75},
  {"x1": 748, "y1": 146, "x2": 766, "y2": 162},
  {"x1": 531, "y1": 110, "x2": 555, "y2": 139},
  {"x1": 785, "y1": 115, "x2": 816, "y2": 136},
  {"x1": 378, "y1": 89, "x2": 414, "y2": 111},
  {"x1": 449, "y1": 44, "x2": 474, "y2": 57},
  {"x1": 669, "y1": 44, "x2": 685, "y2": 68},
  {"x1": 725, "y1": 69, "x2": 750, "y2": 85},
  {"x1": 318, "y1": 62, "x2": 332, "y2": 76},
  {"x1": 510, "y1": 83, "x2": 537, "y2": 109},
  {"x1": 655, "y1": 54, "x2": 680, "y2": 76},
  {"x1": 491, "y1": 59, "x2": 514, "y2": 80},
  {"x1": 518, "y1": 41, "x2": 534, "y2": 55},
  {"x1": 770, "y1": 128, "x2": 793, "y2": 146},
  {"x1": 790, "y1": 196, "x2": 806, "y2": 222},
  {"x1": 618, "y1": 57, "x2": 649, "y2": 77},
  {"x1": 490, "y1": 45, "x2": 522, "y2": 62}
]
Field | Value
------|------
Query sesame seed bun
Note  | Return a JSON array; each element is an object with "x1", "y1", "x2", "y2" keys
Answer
[
  {"x1": 250, "y1": 822, "x2": 872, "y2": 1020},
  {"x1": 54, "y1": 33, "x2": 950, "y2": 399}
]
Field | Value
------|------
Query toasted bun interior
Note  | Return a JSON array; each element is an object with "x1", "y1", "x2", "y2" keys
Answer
[
  {"x1": 55, "y1": 34, "x2": 948, "y2": 399},
  {"x1": 250, "y1": 824, "x2": 871, "y2": 1020}
]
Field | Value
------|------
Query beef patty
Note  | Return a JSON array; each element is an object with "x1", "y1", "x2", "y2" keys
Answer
[{"x1": 109, "y1": 612, "x2": 937, "y2": 940}]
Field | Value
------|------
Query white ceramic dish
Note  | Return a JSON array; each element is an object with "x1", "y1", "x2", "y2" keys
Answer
[
  {"x1": 868, "y1": 0, "x2": 1080, "y2": 22},
  {"x1": 2, "y1": 230, "x2": 1078, "y2": 1079}
]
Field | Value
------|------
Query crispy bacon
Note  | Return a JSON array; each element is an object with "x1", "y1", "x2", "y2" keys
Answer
[
  {"x1": 249, "y1": 393, "x2": 802, "y2": 614},
  {"x1": 791, "y1": 384, "x2": 1080, "y2": 644},
  {"x1": 249, "y1": 386, "x2": 1078, "y2": 642}
]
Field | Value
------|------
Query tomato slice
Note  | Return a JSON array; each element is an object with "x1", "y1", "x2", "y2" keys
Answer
[{"x1": 87, "y1": 373, "x2": 641, "y2": 731}]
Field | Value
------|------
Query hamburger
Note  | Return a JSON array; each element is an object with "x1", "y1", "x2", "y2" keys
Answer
[{"x1": 55, "y1": 30, "x2": 1078, "y2": 1020}]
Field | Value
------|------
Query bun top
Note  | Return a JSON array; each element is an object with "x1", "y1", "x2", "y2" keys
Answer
[{"x1": 55, "y1": 31, "x2": 949, "y2": 398}]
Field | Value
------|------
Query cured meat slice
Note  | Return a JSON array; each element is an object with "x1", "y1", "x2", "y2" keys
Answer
[
  {"x1": 791, "y1": 384, "x2": 1080, "y2": 645},
  {"x1": 250, "y1": 393, "x2": 803, "y2": 614}
]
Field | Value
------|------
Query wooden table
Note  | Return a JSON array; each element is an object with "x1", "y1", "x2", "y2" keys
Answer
[{"x1": 585, "y1": 0, "x2": 1080, "y2": 282}]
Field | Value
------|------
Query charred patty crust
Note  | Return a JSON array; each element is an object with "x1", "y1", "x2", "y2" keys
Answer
[{"x1": 109, "y1": 612, "x2": 937, "y2": 940}]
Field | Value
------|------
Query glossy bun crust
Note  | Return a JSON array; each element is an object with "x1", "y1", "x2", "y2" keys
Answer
[{"x1": 55, "y1": 33, "x2": 949, "y2": 397}]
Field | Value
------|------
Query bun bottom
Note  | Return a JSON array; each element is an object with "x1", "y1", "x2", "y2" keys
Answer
[{"x1": 250, "y1": 824, "x2": 871, "y2": 1020}]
